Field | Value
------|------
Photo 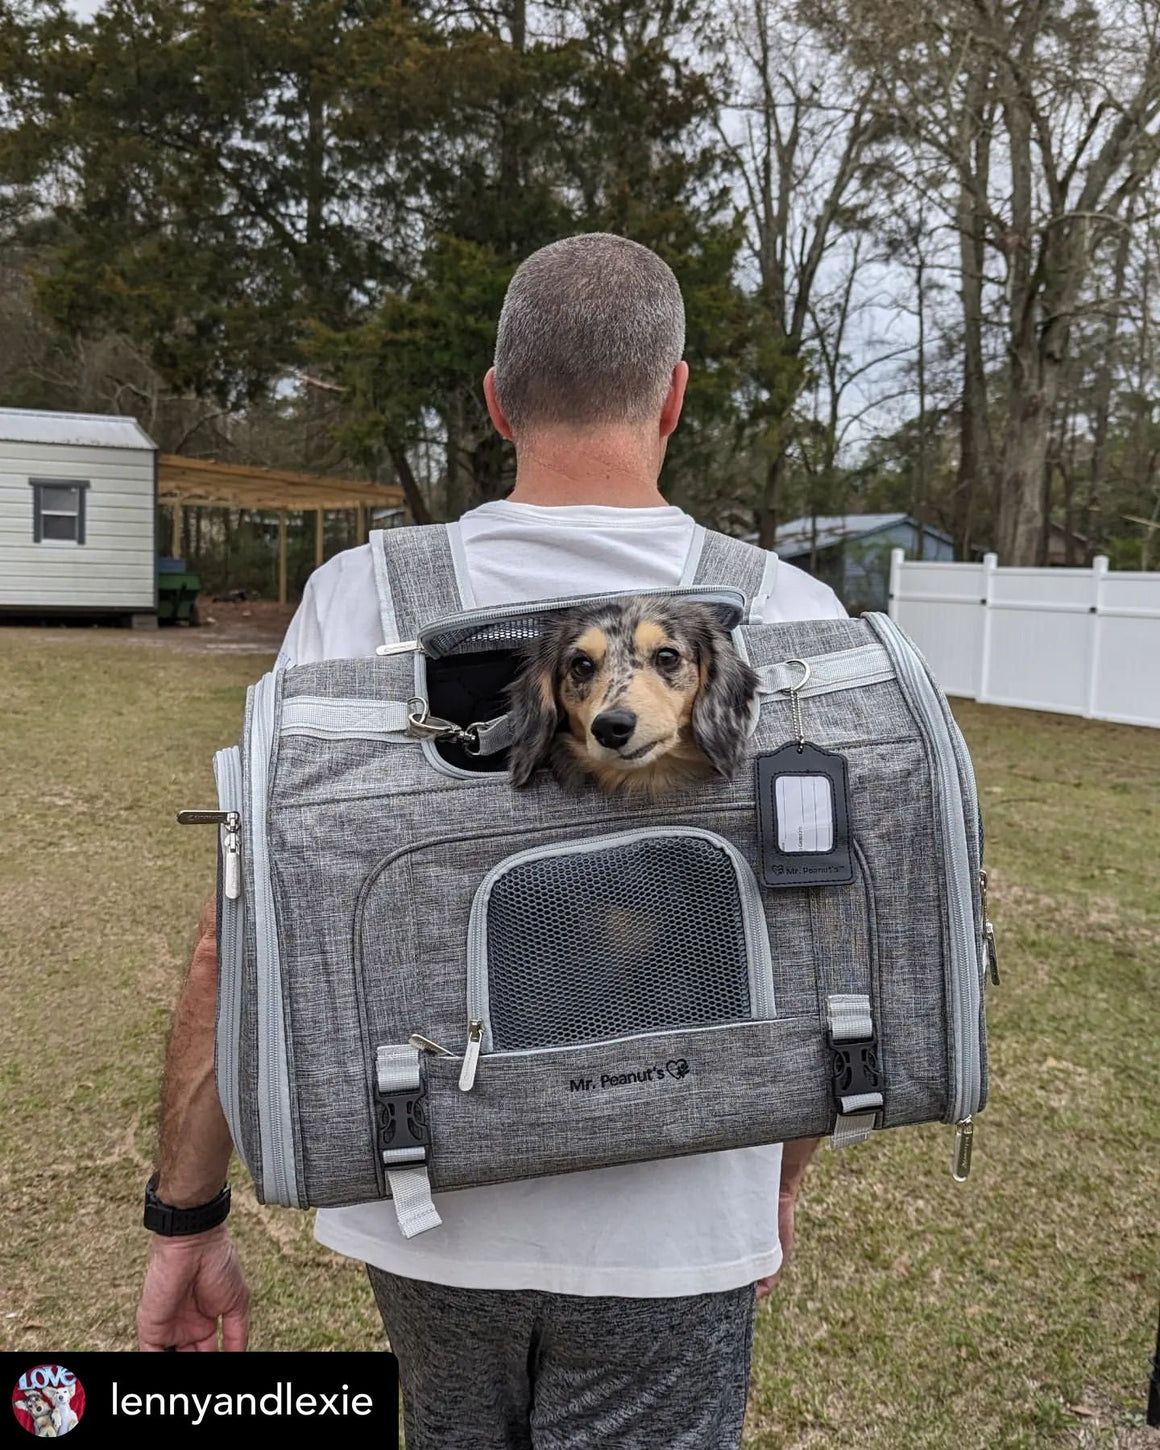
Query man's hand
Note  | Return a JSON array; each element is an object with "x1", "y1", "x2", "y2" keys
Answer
[
  {"x1": 138, "y1": 1226, "x2": 249, "y2": 1351},
  {"x1": 754, "y1": 1136, "x2": 819, "y2": 1301},
  {"x1": 139, "y1": 898, "x2": 246, "y2": 1348},
  {"x1": 754, "y1": 1190, "x2": 798, "y2": 1300}
]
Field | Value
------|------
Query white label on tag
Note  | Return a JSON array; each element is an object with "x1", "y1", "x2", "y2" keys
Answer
[{"x1": 774, "y1": 775, "x2": 834, "y2": 853}]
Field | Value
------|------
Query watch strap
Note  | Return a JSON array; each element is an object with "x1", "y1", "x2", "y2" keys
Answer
[{"x1": 143, "y1": 1172, "x2": 231, "y2": 1236}]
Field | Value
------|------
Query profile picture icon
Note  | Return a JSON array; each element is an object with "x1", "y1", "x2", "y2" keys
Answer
[{"x1": 12, "y1": 1364, "x2": 85, "y2": 1437}]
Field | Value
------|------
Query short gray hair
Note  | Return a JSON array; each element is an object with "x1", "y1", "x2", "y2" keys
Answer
[{"x1": 493, "y1": 233, "x2": 685, "y2": 432}]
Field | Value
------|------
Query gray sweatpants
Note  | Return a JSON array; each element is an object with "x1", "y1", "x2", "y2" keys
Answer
[{"x1": 367, "y1": 1267, "x2": 756, "y2": 1450}]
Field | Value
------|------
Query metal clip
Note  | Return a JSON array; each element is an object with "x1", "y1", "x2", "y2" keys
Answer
[
  {"x1": 406, "y1": 697, "x2": 462, "y2": 741},
  {"x1": 781, "y1": 658, "x2": 811, "y2": 752},
  {"x1": 406, "y1": 698, "x2": 485, "y2": 752}
]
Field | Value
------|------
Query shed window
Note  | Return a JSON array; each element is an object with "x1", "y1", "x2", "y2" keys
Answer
[{"x1": 31, "y1": 479, "x2": 88, "y2": 544}]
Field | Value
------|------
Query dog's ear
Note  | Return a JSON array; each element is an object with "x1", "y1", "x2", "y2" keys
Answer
[
  {"x1": 506, "y1": 628, "x2": 564, "y2": 787},
  {"x1": 690, "y1": 615, "x2": 759, "y2": 779}
]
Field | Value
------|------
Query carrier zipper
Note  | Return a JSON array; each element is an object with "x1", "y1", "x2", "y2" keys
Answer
[
  {"x1": 418, "y1": 587, "x2": 747, "y2": 660},
  {"x1": 248, "y1": 670, "x2": 300, "y2": 1208},
  {"x1": 210, "y1": 748, "x2": 246, "y2": 1163},
  {"x1": 177, "y1": 811, "x2": 242, "y2": 901},
  {"x1": 409, "y1": 1032, "x2": 456, "y2": 1058},
  {"x1": 866, "y1": 614, "x2": 984, "y2": 1130},
  {"x1": 951, "y1": 1116, "x2": 974, "y2": 1182},
  {"x1": 463, "y1": 827, "x2": 777, "y2": 1062},
  {"x1": 980, "y1": 870, "x2": 1000, "y2": 985},
  {"x1": 459, "y1": 1021, "x2": 483, "y2": 1092}
]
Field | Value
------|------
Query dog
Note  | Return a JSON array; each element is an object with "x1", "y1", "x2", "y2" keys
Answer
[
  {"x1": 14, "y1": 1389, "x2": 57, "y2": 1437},
  {"x1": 507, "y1": 595, "x2": 758, "y2": 796},
  {"x1": 45, "y1": 1385, "x2": 79, "y2": 1436}
]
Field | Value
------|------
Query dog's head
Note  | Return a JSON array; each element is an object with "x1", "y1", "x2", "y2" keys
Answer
[
  {"x1": 507, "y1": 596, "x2": 757, "y2": 792},
  {"x1": 16, "y1": 1390, "x2": 53, "y2": 1421}
]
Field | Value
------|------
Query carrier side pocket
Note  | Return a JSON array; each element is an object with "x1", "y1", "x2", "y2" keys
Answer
[{"x1": 464, "y1": 828, "x2": 776, "y2": 1069}]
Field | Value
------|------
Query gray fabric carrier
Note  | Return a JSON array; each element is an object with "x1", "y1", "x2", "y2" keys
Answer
[{"x1": 207, "y1": 523, "x2": 992, "y2": 1236}]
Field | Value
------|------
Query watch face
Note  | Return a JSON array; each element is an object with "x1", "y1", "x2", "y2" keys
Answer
[{"x1": 12, "y1": 1364, "x2": 86, "y2": 1437}]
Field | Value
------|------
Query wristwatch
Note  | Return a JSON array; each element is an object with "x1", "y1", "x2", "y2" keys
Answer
[{"x1": 143, "y1": 1172, "x2": 231, "y2": 1236}]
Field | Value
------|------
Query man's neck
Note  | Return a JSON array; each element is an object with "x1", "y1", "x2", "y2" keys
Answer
[{"x1": 506, "y1": 426, "x2": 667, "y2": 508}]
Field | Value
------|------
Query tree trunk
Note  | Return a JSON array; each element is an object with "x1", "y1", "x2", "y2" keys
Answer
[
  {"x1": 996, "y1": 358, "x2": 1062, "y2": 563},
  {"x1": 385, "y1": 436, "x2": 432, "y2": 525},
  {"x1": 954, "y1": 64, "x2": 994, "y2": 559},
  {"x1": 1088, "y1": 201, "x2": 1135, "y2": 549},
  {"x1": 757, "y1": 447, "x2": 790, "y2": 549},
  {"x1": 995, "y1": 85, "x2": 1045, "y2": 565}
]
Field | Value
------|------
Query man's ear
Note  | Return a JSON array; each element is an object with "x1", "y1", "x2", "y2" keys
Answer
[
  {"x1": 659, "y1": 360, "x2": 689, "y2": 440},
  {"x1": 689, "y1": 614, "x2": 759, "y2": 779},
  {"x1": 483, "y1": 367, "x2": 514, "y2": 441},
  {"x1": 506, "y1": 637, "x2": 562, "y2": 787}
]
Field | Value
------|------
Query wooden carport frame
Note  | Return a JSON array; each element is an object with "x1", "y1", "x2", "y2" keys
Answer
[{"x1": 158, "y1": 455, "x2": 405, "y2": 604}]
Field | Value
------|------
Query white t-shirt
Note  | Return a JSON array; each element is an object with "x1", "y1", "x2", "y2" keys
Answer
[{"x1": 276, "y1": 500, "x2": 845, "y2": 1297}]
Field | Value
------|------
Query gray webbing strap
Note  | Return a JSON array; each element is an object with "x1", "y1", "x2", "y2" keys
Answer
[
  {"x1": 376, "y1": 1045, "x2": 441, "y2": 1238},
  {"x1": 369, "y1": 530, "x2": 402, "y2": 647},
  {"x1": 281, "y1": 697, "x2": 412, "y2": 740},
  {"x1": 691, "y1": 531, "x2": 770, "y2": 603},
  {"x1": 471, "y1": 713, "x2": 518, "y2": 757},
  {"x1": 755, "y1": 645, "x2": 895, "y2": 700},
  {"x1": 375, "y1": 525, "x2": 466, "y2": 646},
  {"x1": 826, "y1": 993, "x2": 882, "y2": 1151},
  {"x1": 748, "y1": 549, "x2": 779, "y2": 623},
  {"x1": 831, "y1": 1111, "x2": 879, "y2": 1149},
  {"x1": 679, "y1": 523, "x2": 708, "y2": 585},
  {"x1": 385, "y1": 1166, "x2": 442, "y2": 1238}
]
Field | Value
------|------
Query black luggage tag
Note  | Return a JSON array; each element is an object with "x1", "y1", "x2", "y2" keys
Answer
[{"x1": 755, "y1": 659, "x2": 853, "y2": 888}]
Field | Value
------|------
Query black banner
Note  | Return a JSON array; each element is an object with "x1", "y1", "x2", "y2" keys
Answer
[{"x1": 4, "y1": 1353, "x2": 399, "y2": 1446}]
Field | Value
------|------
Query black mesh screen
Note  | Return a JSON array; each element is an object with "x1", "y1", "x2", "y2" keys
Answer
[{"x1": 485, "y1": 835, "x2": 752, "y2": 1050}]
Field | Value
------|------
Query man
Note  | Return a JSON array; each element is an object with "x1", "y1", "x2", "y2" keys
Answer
[{"x1": 138, "y1": 234, "x2": 845, "y2": 1447}]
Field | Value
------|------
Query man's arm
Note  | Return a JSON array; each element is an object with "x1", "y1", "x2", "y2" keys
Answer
[
  {"x1": 137, "y1": 898, "x2": 250, "y2": 1351},
  {"x1": 755, "y1": 1135, "x2": 820, "y2": 1300}
]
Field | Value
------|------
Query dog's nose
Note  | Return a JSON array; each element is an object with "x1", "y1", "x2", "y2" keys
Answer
[{"x1": 592, "y1": 708, "x2": 637, "y2": 749}]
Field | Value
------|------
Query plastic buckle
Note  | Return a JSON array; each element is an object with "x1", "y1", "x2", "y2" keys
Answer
[
  {"x1": 825, "y1": 1029, "x2": 881, "y2": 1108},
  {"x1": 374, "y1": 1083, "x2": 430, "y2": 1163}
]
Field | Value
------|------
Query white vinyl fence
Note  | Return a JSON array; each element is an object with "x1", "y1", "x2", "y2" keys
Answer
[{"x1": 888, "y1": 550, "x2": 1160, "y2": 729}]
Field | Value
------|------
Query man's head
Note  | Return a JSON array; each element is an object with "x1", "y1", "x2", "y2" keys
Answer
[{"x1": 484, "y1": 234, "x2": 688, "y2": 456}]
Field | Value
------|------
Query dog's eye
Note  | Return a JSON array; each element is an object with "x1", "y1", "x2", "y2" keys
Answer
[
  {"x1": 570, "y1": 654, "x2": 596, "y2": 680},
  {"x1": 654, "y1": 647, "x2": 681, "y2": 670}
]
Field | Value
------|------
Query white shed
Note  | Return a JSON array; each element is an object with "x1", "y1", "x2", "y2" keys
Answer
[{"x1": 0, "y1": 407, "x2": 158, "y2": 620}]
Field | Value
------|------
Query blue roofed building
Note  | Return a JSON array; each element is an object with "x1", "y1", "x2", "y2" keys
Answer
[{"x1": 757, "y1": 513, "x2": 955, "y2": 613}]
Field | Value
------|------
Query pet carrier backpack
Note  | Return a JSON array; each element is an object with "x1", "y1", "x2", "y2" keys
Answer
[{"x1": 183, "y1": 524, "x2": 995, "y2": 1237}]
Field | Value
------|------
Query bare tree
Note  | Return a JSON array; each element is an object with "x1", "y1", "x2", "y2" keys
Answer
[
  {"x1": 814, "y1": 0, "x2": 1160, "y2": 562},
  {"x1": 720, "y1": 2, "x2": 883, "y2": 544}
]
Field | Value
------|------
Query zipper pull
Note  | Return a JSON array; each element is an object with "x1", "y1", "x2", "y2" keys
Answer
[
  {"x1": 409, "y1": 1032, "x2": 456, "y2": 1058},
  {"x1": 984, "y1": 920, "x2": 999, "y2": 985},
  {"x1": 223, "y1": 814, "x2": 241, "y2": 900},
  {"x1": 458, "y1": 1021, "x2": 483, "y2": 1092},
  {"x1": 178, "y1": 809, "x2": 242, "y2": 900},
  {"x1": 951, "y1": 1117, "x2": 974, "y2": 1182},
  {"x1": 979, "y1": 869, "x2": 999, "y2": 985}
]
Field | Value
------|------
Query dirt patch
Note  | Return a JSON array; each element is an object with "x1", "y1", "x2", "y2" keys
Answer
[
  {"x1": 0, "y1": 598, "x2": 294, "y2": 657},
  {"x1": 165, "y1": 598, "x2": 295, "y2": 654}
]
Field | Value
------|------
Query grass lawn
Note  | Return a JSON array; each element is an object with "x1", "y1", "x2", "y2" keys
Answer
[{"x1": 0, "y1": 625, "x2": 1157, "y2": 1448}]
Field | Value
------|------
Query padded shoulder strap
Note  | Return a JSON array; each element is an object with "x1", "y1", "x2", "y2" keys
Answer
[
  {"x1": 371, "y1": 523, "x2": 472, "y2": 645},
  {"x1": 692, "y1": 530, "x2": 778, "y2": 623}
]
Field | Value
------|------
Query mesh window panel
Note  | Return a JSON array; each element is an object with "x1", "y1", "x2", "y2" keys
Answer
[
  {"x1": 425, "y1": 618, "x2": 545, "y2": 657},
  {"x1": 485, "y1": 836, "x2": 753, "y2": 1050}
]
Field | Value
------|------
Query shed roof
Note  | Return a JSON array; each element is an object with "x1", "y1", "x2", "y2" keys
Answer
[
  {"x1": 158, "y1": 454, "x2": 403, "y2": 511},
  {"x1": 771, "y1": 513, "x2": 953, "y2": 556},
  {"x1": 0, "y1": 406, "x2": 157, "y2": 451}
]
